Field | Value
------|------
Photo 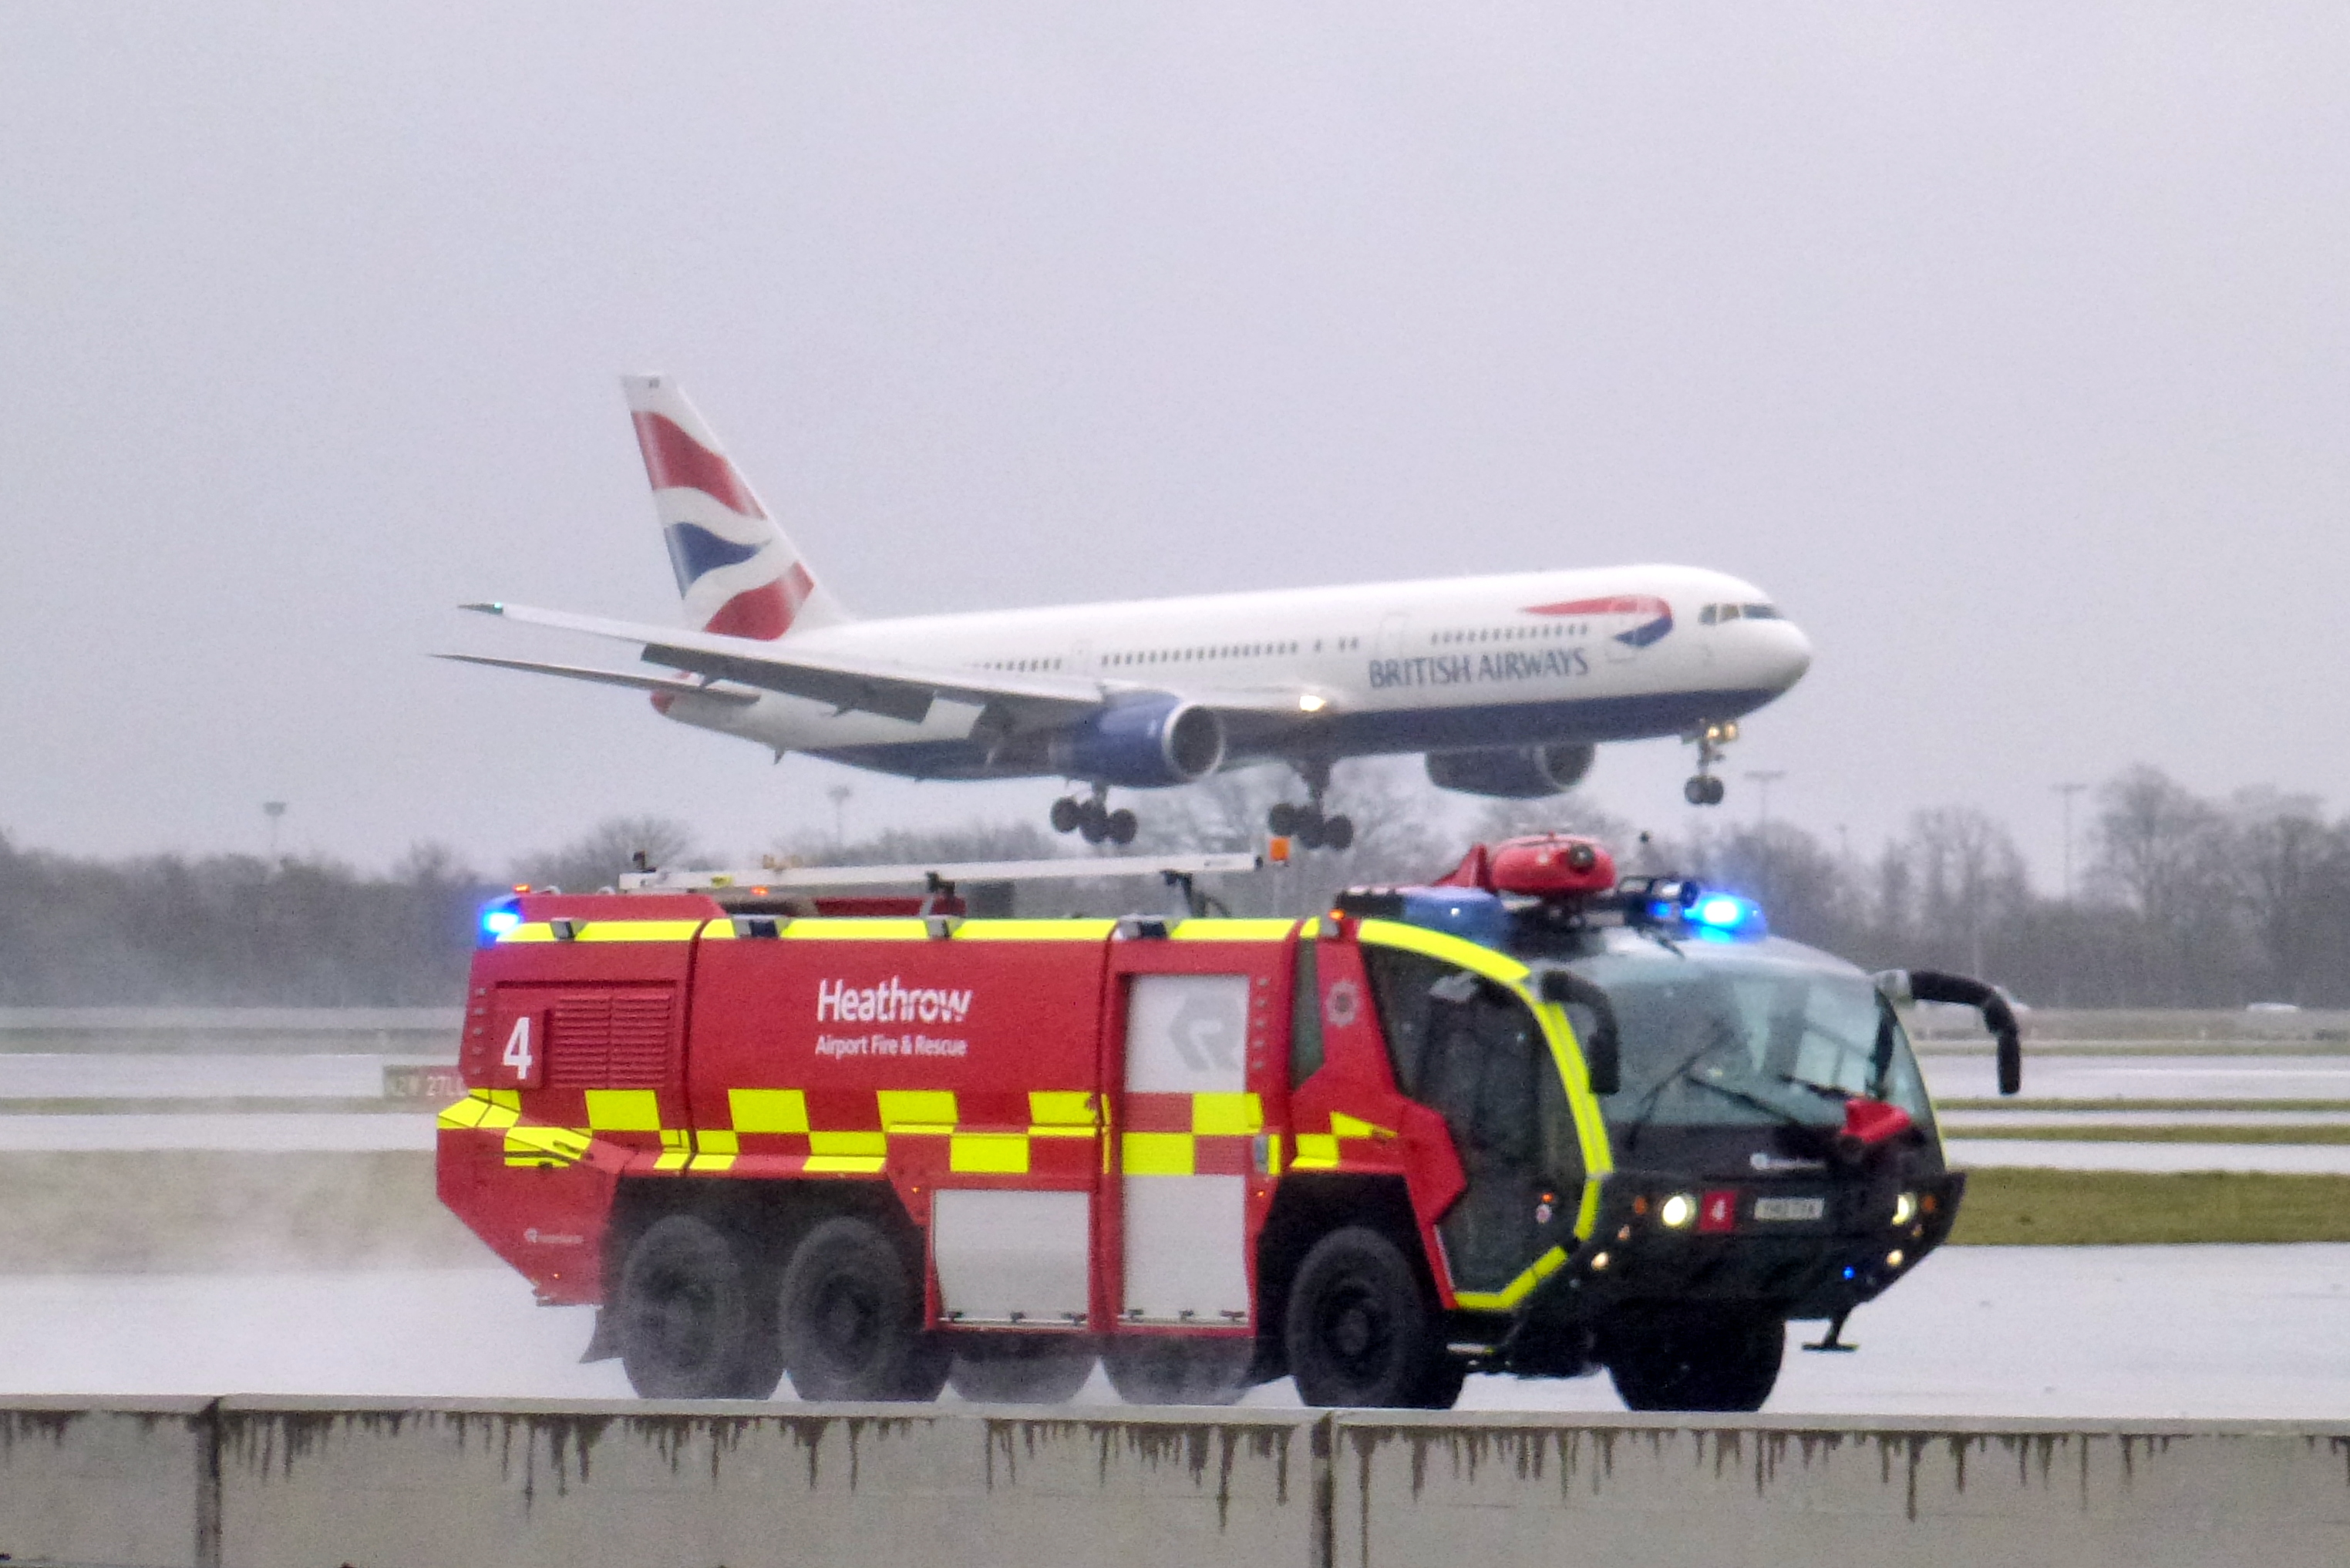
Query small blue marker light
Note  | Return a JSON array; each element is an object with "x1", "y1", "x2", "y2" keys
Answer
[{"x1": 1843, "y1": 1266, "x2": 1857, "y2": 1280}]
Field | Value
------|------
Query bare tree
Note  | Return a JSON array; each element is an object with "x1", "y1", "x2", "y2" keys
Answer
[
  {"x1": 1904, "y1": 806, "x2": 2030, "y2": 977},
  {"x1": 511, "y1": 816, "x2": 699, "y2": 893}
]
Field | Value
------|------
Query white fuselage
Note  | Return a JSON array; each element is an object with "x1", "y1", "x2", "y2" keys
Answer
[{"x1": 658, "y1": 563, "x2": 1811, "y2": 784}]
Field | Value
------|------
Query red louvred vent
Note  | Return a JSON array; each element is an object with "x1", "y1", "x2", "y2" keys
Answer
[{"x1": 545, "y1": 989, "x2": 675, "y2": 1087}]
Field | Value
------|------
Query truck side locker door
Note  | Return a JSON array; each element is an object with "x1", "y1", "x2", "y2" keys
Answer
[{"x1": 1106, "y1": 938, "x2": 1280, "y2": 1328}]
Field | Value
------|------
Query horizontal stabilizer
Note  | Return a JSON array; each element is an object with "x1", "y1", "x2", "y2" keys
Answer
[{"x1": 436, "y1": 652, "x2": 759, "y2": 705}]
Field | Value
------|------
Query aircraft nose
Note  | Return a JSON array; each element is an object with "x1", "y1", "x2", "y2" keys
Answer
[{"x1": 1766, "y1": 620, "x2": 1813, "y2": 690}]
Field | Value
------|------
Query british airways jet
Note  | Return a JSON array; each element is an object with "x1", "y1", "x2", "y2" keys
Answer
[{"x1": 446, "y1": 377, "x2": 1812, "y2": 848}]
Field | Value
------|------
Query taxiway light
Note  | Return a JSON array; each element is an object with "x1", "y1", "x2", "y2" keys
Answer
[
  {"x1": 1891, "y1": 1191, "x2": 1919, "y2": 1227},
  {"x1": 1658, "y1": 1192, "x2": 1698, "y2": 1230}
]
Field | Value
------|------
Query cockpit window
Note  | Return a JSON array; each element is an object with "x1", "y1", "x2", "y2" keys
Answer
[{"x1": 1741, "y1": 604, "x2": 1779, "y2": 620}]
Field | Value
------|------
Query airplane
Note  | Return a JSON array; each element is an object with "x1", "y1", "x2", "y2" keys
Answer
[{"x1": 444, "y1": 376, "x2": 1813, "y2": 848}]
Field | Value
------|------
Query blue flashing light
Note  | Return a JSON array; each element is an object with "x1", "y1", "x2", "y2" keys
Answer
[
  {"x1": 480, "y1": 906, "x2": 522, "y2": 941},
  {"x1": 1842, "y1": 1266, "x2": 1857, "y2": 1280},
  {"x1": 1686, "y1": 893, "x2": 1767, "y2": 939}
]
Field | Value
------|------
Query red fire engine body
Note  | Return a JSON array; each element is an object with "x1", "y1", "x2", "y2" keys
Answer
[{"x1": 439, "y1": 841, "x2": 1986, "y2": 1411}]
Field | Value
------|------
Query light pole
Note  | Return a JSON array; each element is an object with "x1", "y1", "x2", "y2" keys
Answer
[
  {"x1": 2052, "y1": 782, "x2": 2087, "y2": 902},
  {"x1": 262, "y1": 801, "x2": 287, "y2": 860},
  {"x1": 1743, "y1": 770, "x2": 1786, "y2": 829},
  {"x1": 827, "y1": 785, "x2": 852, "y2": 846}
]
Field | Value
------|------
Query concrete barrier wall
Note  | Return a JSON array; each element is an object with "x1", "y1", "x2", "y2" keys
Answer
[
  {"x1": 1333, "y1": 1412, "x2": 2350, "y2": 1568},
  {"x1": 0, "y1": 1398, "x2": 216, "y2": 1567},
  {"x1": 215, "y1": 1398, "x2": 1324, "y2": 1568},
  {"x1": 5, "y1": 1399, "x2": 2348, "y2": 1568}
]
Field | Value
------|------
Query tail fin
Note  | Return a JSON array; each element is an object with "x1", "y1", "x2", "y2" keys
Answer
[{"x1": 621, "y1": 374, "x2": 851, "y2": 640}]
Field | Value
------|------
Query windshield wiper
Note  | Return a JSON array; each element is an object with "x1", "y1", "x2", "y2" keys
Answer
[
  {"x1": 1679, "y1": 1071, "x2": 1819, "y2": 1132},
  {"x1": 1619, "y1": 1021, "x2": 1741, "y2": 1153}
]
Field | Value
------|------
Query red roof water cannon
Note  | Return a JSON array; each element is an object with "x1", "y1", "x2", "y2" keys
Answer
[{"x1": 1435, "y1": 833, "x2": 1617, "y2": 900}]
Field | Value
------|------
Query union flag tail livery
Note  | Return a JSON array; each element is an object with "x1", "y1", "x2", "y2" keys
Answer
[
  {"x1": 621, "y1": 375, "x2": 850, "y2": 640},
  {"x1": 456, "y1": 377, "x2": 1815, "y2": 840}
]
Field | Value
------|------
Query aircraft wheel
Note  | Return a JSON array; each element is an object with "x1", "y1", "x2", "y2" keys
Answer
[
  {"x1": 1294, "y1": 819, "x2": 1325, "y2": 851},
  {"x1": 1106, "y1": 808, "x2": 1138, "y2": 846},
  {"x1": 1267, "y1": 802, "x2": 1299, "y2": 836},
  {"x1": 1684, "y1": 776, "x2": 1711, "y2": 806},
  {"x1": 1078, "y1": 800, "x2": 1109, "y2": 844},
  {"x1": 1049, "y1": 797, "x2": 1081, "y2": 834},
  {"x1": 1705, "y1": 776, "x2": 1727, "y2": 806},
  {"x1": 1321, "y1": 814, "x2": 1355, "y2": 852}
]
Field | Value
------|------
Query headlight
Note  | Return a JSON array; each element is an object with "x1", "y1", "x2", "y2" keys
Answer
[
  {"x1": 1658, "y1": 1192, "x2": 1698, "y2": 1230},
  {"x1": 1891, "y1": 1190, "x2": 1919, "y2": 1227}
]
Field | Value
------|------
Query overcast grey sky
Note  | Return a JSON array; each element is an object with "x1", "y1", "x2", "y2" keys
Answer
[{"x1": 5, "y1": 4, "x2": 2346, "y2": 883}]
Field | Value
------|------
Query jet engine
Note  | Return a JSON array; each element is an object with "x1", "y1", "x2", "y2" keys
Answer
[
  {"x1": 1052, "y1": 698, "x2": 1227, "y2": 789},
  {"x1": 1424, "y1": 742, "x2": 1597, "y2": 799}
]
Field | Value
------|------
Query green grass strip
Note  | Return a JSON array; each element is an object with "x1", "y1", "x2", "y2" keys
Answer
[
  {"x1": 1951, "y1": 1125, "x2": 2350, "y2": 1144},
  {"x1": 1949, "y1": 1168, "x2": 2350, "y2": 1245}
]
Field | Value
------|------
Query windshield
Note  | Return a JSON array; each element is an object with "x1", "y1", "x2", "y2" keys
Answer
[{"x1": 1564, "y1": 941, "x2": 1934, "y2": 1134}]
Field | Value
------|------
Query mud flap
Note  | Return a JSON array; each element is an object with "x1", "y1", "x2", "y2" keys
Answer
[{"x1": 580, "y1": 1306, "x2": 619, "y2": 1363}]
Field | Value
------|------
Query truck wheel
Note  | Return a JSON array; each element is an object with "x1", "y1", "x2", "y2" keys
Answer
[
  {"x1": 1101, "y1": 1337, "x2": 1254, "y2": 1405},
  {"x1": 948, "y1": 1336, "x2": 1099, "y2": 1404},
  {"x1": 1284, "y1": 1226, "x2": 1455, "y2": 1408},
  {"x1": 614, "y1": 1213, "x2": 784, "y2": 1400},
  {"x1": 1605, "y1": 1307, "x2": 1785, "y2": 1412},
  {"x1": 777, "y1": 1216, "x2": 950, "y2": 1401}
]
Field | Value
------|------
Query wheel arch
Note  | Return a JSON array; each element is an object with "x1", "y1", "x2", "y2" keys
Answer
[{"x1": 1254, "y1": 1173, "x2": 1433, "y2": 1372}]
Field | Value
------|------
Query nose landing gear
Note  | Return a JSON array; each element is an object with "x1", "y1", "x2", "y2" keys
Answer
[
  {"x1": 1682, "y1": 722, "x2": 1736, "y2": 807},
  {"x1": 1049, "y1": 786, "x2": 1137, "y2": 846},
  {"x1": 1266, "y1": 761, "x2": 1354, "y2": 851}
]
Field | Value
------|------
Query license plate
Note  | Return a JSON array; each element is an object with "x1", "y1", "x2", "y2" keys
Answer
[{"x1": 1752, "y1": 1196, "x2": 1826, "y2": 1223}]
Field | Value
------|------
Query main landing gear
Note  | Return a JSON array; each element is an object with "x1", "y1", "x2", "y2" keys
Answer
[
  {"x1": 1682, "y1": 721, "x2": 1736, "y2": 807},
  {"x1": 1049, "y1": 786, "x2": 1138, "y2": 846},
  {"x1": 1266, "y1": 761, "x2": 1354, "y2": 852}
]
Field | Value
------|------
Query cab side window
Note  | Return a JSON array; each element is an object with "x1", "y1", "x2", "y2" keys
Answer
[
  {"x1": 1291, "y1": 940, "x2": 1324, "y2": 1089},
  {"x1": 1361, "y1": 947, "x2": 1453, "y2": 1095}
]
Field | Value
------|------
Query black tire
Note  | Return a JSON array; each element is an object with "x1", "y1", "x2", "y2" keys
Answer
[
  {"x1": 1321, "y1": 814, "x2": 1355, "y2": 852},
  {"x1": 1605, "y1": 1307, "x2": 1785, "y2": 1412},
  {"x1": 777, "y1": 1215, "x2": 950, "y2": 1401},
  {"x1": 1106, "y1": 808, "x2": 1139, "y2": 846},
  {"x1": 1049, "y1": 797, "x2": 1081, "y2": 834},
  {"x1": 1684, "y1": 776, "x2": 1710, "y2": 806},
  {"x1": 1101, "y1": 1336, "x2": 1254, "y2": 1405},
  {"x1": 614, "y1": 1212, "x2": 783, "y2": 1400},
  {"x1": 948, "y1": 1335, "x2": 1099, "y2": 1405},
  {"x1": 1267, "y1": 802, "x2": 1299, "y2": 836},
  {"x1": 1284, "y1": 1226, "x2": 1453, "y2": 1408},
  {"x1": 1078, "y1": 800, "x2": 1109, "y2": 845},
  {"x1": 1294, "y1": 818, "x2": 1326, "y2": 851}
]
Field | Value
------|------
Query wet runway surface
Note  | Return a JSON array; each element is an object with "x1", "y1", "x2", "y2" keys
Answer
[{"x1": 3, "y1": 1247, "x2": 2345, "y2": 1418}]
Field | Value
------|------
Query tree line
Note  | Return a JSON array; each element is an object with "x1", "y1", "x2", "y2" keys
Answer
[{"x1": 0, "y1": 765, "x2": 2333, "y2": 1007}]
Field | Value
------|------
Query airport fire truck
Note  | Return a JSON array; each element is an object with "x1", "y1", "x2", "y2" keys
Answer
[{"x1": 438, "y1": 836, "x2": 2020, "y2": 1412}]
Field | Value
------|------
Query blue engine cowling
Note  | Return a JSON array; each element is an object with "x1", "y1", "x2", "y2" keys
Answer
[
  {"x1": 1423, "y1": 742, "x2": 1596, "y2": 799},
  {"x1": 1052, "y1": 697, "x2": 1227, "y2": 789}
]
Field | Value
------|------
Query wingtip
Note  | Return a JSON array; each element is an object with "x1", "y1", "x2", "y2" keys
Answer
[{"x1": 460, "y1": 601, "x2": 507, "y2": 616}]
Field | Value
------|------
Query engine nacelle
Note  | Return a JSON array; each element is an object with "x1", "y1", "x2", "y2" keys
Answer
[
  {"x1": 1053, "y1": 698, "x2": 1227, "y2": 789},
  {"x1": 1424, "y1": 742, "x2": 1597, "y2": 799}
]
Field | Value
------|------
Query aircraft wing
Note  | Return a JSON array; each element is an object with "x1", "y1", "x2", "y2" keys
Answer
[
  {"x1": 463, "y1": 602, "x2": 1108, "y2": 728},
  {"x1": 435, "y1": 652, "x2": 762, "y2": 705}
]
